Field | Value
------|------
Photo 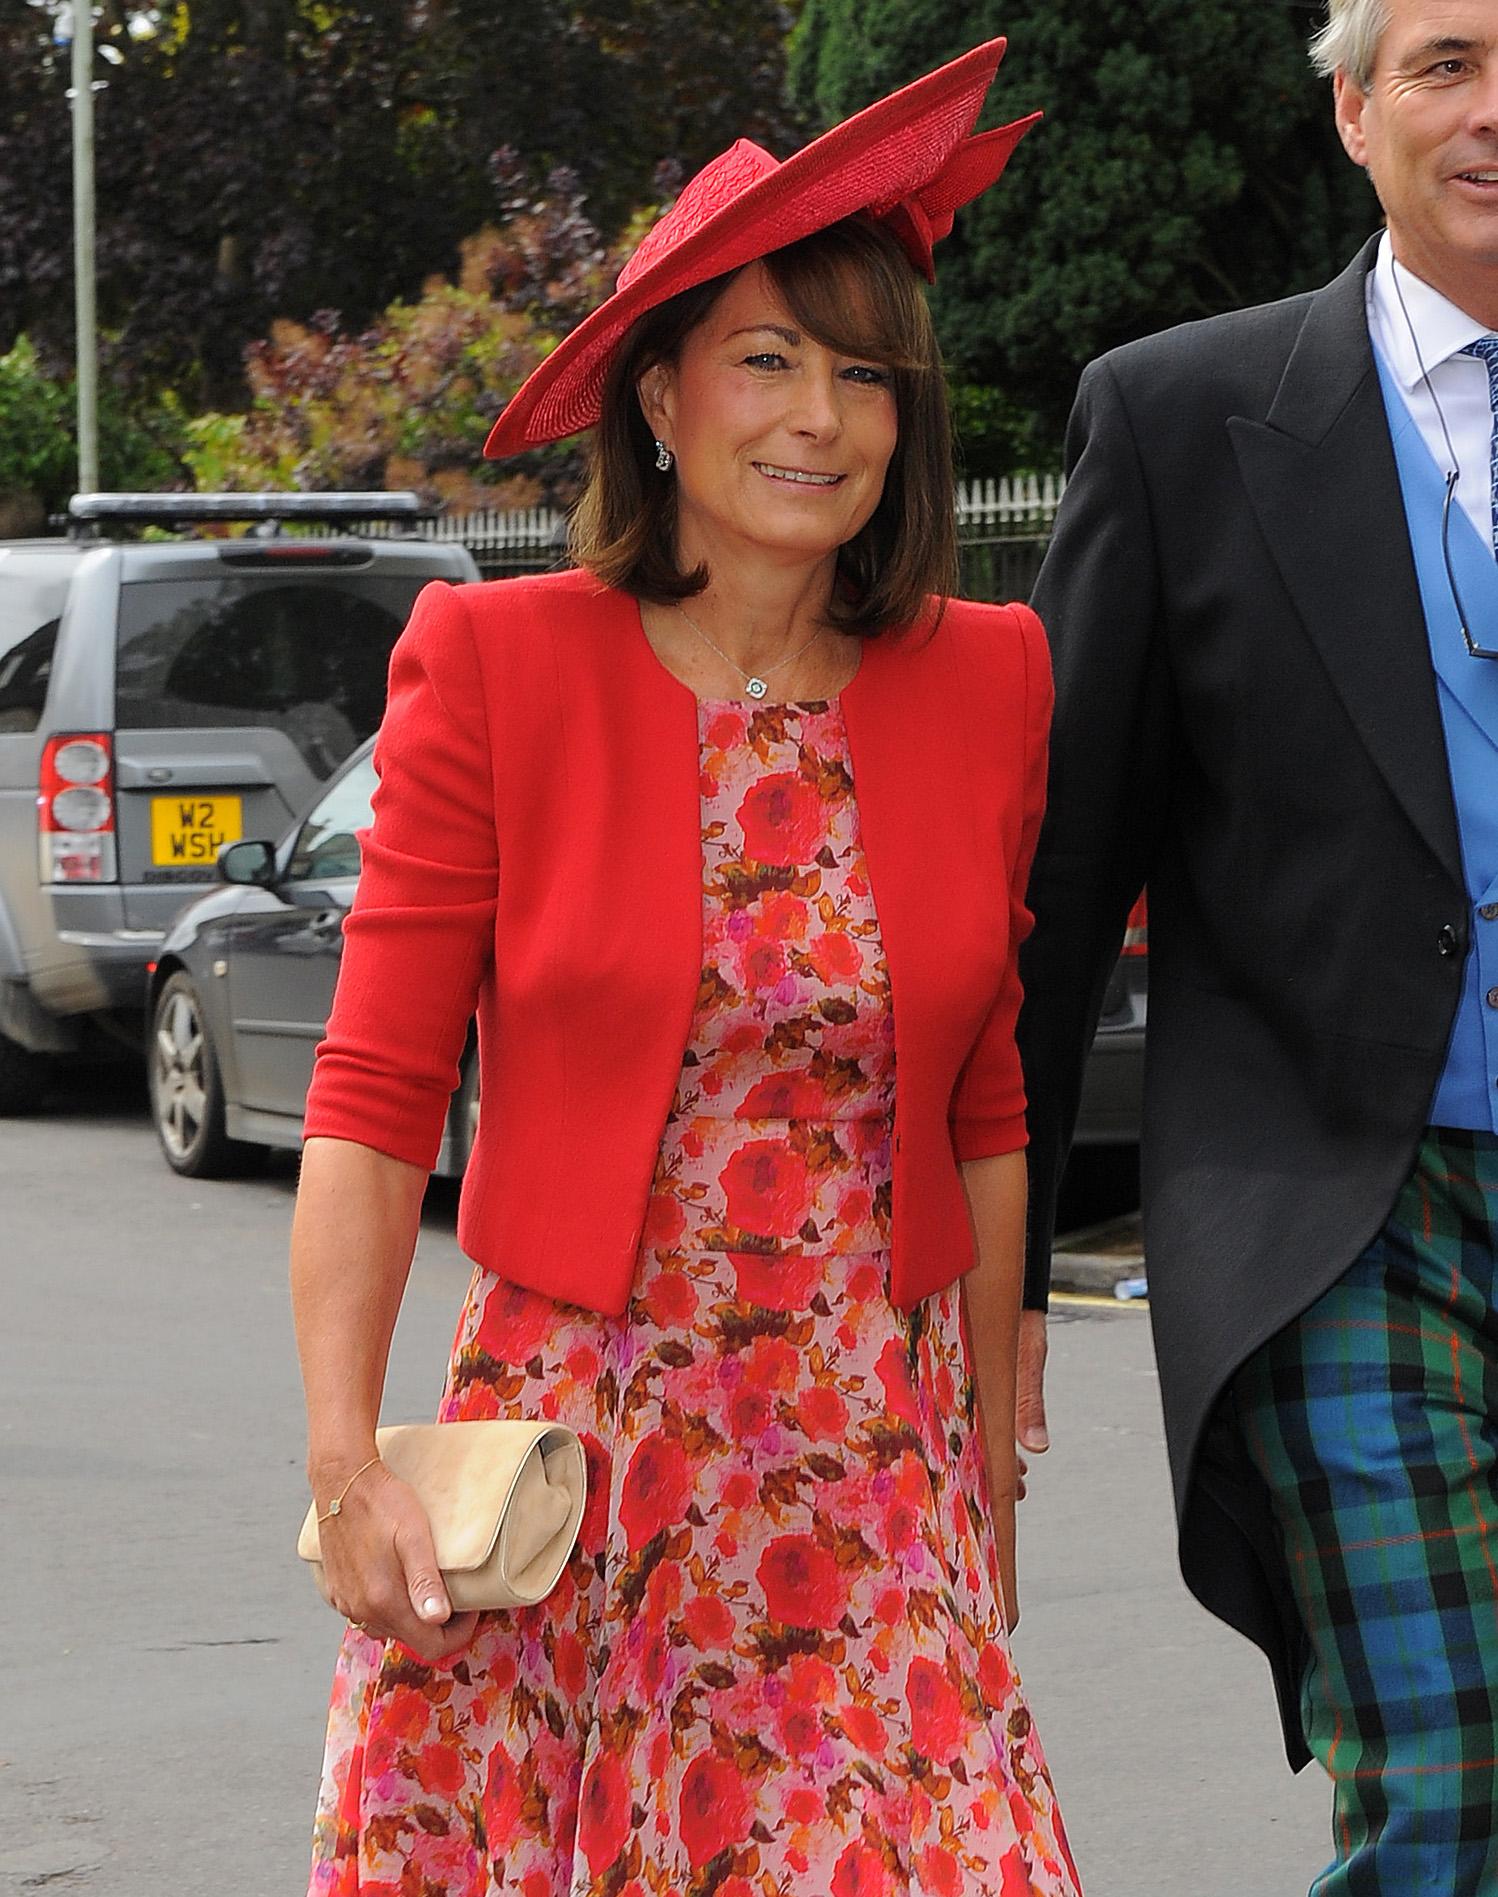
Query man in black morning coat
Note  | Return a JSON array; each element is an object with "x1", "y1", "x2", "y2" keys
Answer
[{"x1": 1018, "y1": 0, "x2": 1498, "y2": 1889}]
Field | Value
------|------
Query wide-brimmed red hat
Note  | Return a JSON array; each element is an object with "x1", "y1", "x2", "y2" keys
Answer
[{"x1": 482, "y1": 38, "x2": 1038, "y2": 459}]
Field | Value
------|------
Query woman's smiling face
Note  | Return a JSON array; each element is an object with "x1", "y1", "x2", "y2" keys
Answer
[{"x1": 639, "y1": 261, "x2": 899, "y2": 572}]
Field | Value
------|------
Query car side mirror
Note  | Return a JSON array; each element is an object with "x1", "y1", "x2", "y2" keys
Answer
[{"x1": 218, "y1": 838, "x2": 278, "y2": 887}]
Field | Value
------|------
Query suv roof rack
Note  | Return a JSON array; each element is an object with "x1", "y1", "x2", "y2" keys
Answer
[{"x1": 66, "y1": 491, "x2": 430, "y2": 539}]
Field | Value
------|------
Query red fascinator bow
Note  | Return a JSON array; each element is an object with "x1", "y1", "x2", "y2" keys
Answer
[
  {"x1": 872, "y1": 120, "x2": 1036, "y2": 282},
  {"x1": 483, "y1": 38, "x2": 1039, "y2": 458}
]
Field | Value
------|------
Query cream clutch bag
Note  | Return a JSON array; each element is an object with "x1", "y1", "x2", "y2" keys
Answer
[{"x1": 297, "y1": 1420, "x2": 587, "y2": 1612}]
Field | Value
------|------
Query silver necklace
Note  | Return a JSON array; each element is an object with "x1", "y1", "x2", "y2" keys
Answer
[{"x1": 673, "y1": 601, "x2": 823, "y2": 700}]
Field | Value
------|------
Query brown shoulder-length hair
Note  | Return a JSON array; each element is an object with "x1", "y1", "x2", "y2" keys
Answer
[{"x1": 569, "y1": 215, "x2": 958, "y2": 636}]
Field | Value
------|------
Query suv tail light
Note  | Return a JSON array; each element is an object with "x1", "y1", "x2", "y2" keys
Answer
[
  {"x1": 1122, "y1": 892, "x2": 1149, "y2": 957},
  {"x1": 38, "y1": 732, "x2": 117, "y2": 884}
]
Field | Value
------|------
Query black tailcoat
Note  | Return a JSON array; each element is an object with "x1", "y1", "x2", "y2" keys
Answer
[{"x1": 1020, "y1": 238, "x2": 1470, "y2": 1761}]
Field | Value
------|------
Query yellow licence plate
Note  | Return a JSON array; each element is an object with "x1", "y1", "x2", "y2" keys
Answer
[{"x1": 151, "y1": 794, "x2": 243, "y2": 868}]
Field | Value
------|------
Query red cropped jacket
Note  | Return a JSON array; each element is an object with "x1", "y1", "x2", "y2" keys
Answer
[{"x1": 303, "y1": 570, "x2": 1051, "y2": 1314}]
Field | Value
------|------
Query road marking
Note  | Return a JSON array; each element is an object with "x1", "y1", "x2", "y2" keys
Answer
[{"x1": 1051, "y1": 1290, "x2": 1149, "y2": 1312}]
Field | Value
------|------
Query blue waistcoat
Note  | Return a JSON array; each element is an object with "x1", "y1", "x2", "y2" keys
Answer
[{"x1": 1375, "y1": 349, "x2": 1498, "y2": 1133}]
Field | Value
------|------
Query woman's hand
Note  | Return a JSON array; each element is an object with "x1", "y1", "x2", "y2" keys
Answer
[
  {"x1": 312, "y1": 1455, "x2": 481, "y2": 1663},
  {"x1": 293, "y1": 1141, "x2": 474, "y2": 1659}
]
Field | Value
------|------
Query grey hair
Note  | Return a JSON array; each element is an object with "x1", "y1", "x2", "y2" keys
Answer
[{"x1": 1309, "y1": 0, "x2": 1391, "y2": 89}]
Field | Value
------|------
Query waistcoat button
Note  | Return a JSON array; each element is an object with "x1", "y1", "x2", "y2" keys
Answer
[{"x1": 1437, "y1": 923, "x2": 1461, "y2": 957}]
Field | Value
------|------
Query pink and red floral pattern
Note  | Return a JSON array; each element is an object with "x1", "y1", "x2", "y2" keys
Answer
[{"x1": 308, "y1": 698, "x2": 1079, "y2": 1896}]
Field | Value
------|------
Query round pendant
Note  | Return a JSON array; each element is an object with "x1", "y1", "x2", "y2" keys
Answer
[{"x1": 745, "y1": 677, "x2": 768, "y2": 699}]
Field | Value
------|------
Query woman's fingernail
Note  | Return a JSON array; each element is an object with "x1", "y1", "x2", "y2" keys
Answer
[{"x1": 422, "y1": 1595, "x2": 446, "y2": 1620}]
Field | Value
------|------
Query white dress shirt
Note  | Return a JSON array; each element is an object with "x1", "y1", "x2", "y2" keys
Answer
[{"x1": 1367, "y1": 230, "x2": 1498, "y2": 551}]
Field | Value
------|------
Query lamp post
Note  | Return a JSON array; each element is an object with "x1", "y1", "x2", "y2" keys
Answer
[
  {"x1": 61, "y1": 1, "x2": 99, "y2": 493},
  {"x1": 71, "y1": 3, "x2": 99, "y2": 493}
]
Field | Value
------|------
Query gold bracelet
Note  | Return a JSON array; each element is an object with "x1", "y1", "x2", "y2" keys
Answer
[{"x1": 316, "y1": 1454, "x2": 382, "y2": 1526}]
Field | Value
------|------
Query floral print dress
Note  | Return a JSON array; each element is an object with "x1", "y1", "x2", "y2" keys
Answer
[{"x1": 309, "y1": 698, "x2": 1080, "y2": 1897}]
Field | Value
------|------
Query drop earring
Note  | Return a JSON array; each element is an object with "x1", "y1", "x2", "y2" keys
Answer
[{"x1": 654, "y1": 440, "x2": 674, "y2": 473}]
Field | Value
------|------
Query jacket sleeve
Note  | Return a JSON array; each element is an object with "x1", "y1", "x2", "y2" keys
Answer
[
  {"x1": 950, "y1": 601, "x2": 1054, "y2": 1162},
  {"x1": 1017, "y1": 356, "x2": 1175, "y2": 1306},
  {"x1": 303, "y1": 581, "x2": 499, "y2": 1170}
]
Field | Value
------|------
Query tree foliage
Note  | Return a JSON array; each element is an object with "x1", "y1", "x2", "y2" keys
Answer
[
  {"x1": 0, "y1": 336, "x2": 185, "y2": 516},
  {"x1": 183, "y1": 185, "x2": 635, "y2": 504},
  {"x1": 789, "y1": 0, "x2": 1378, "y2": 465},
  {"x1": 0, "y1": 0, "x2": 798, "y2": 410}
]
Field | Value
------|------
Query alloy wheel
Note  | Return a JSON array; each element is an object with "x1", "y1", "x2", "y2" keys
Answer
[{"x1": 153, "y1": 985, "x2": 209, "y2": 1163}]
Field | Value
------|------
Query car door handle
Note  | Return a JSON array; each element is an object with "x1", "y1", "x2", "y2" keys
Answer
[
  {"x1": 114, "y1": 754, "x2": 275, "y2": 789},
  {"x1": 309, "y1": 910, "x2": 344, "y2": 943}
]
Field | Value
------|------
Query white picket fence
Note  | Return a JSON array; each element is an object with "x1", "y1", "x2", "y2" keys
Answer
[
  {"x1": 405, "y1": 473, "x2": 1065, "y2": 567},
  {"x1": 955, "y1": 472, "x2": 1066, "y2": 537},
  {"x1": 419, "y1": 505, "x2": 567, "y2": 560}
]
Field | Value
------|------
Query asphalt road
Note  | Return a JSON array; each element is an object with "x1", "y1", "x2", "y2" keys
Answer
[{"x1": 2, "y1": 1071, "x2": 1329, "y2": 1897}]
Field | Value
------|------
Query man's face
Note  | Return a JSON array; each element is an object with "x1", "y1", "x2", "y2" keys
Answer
[{"x1": 1337, "y1": 0, "x2": 1498, "y2": 309}]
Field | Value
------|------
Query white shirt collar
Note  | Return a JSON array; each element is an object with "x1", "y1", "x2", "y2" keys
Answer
[{"x1": 1371, "y1": 229, "x2": 1493, "y2": 390}]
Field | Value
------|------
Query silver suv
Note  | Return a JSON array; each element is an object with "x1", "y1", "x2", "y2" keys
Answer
[{"x1": 0, "y1": 492, "x2": 478, "y2": 1111}]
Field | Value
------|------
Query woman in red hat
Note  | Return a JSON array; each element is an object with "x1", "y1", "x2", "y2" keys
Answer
[{"x1": 294, "y1": 39, "x2": 1080, "y2": 1897}]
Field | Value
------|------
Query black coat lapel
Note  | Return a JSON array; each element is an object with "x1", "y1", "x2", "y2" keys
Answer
[{"x1": 1228, "y1": 238, "x2": 1463, "y2": 885}]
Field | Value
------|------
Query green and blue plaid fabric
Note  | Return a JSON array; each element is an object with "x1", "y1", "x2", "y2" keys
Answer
[{"x1": 1236, "y1": 1128, "x2": 1498, "y2": 1896}]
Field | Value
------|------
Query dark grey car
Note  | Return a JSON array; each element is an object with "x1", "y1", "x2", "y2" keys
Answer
[
  {"x1": 146, "y1": 739, "x2": 476, "y2": 1178},
  {"x1": 0, "y1": 492, "x2": 477, "y2": 1112}
]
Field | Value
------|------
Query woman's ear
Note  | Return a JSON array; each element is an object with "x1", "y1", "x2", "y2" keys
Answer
[{"x1": 637, "y1": 361, "x2": 674, "y2": 445}]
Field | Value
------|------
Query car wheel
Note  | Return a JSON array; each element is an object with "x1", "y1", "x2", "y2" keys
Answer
[
  {"x1": 149, "y1": 971, "x2": 260, "y2": 1178},
  {"x1": 0, "y1": 1031, "x2": 49, "y2": 1114}
]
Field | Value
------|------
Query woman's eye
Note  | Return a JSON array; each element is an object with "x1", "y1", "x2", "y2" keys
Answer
[
  {"x1": 743, "y1": 352, "x2": 788, "y2": 371},
  {"x1": 1430, "y1": 58, "x2": 1470, "y2": 76},
  {"x1": 843, "y1": 364, "x2": 890, "y2": 386}
]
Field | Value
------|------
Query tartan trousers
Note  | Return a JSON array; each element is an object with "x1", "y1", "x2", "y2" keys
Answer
[{"x1": 1235, "y1": 1127, "x2": 1498, "y2": 1897}]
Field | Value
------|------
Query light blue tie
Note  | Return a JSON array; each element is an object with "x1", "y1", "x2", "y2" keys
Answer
[{"x1": 1460, "y1": 336, "x2": 1498, "y2": 556}]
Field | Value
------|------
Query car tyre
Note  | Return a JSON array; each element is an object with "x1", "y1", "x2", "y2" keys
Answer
[
  {"x1": 149, "y1": 971, "x2": 261, "y2": 1178},
  {"x1": 0, "y1": 1032, "x2": 49, "y2": 1115}
]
